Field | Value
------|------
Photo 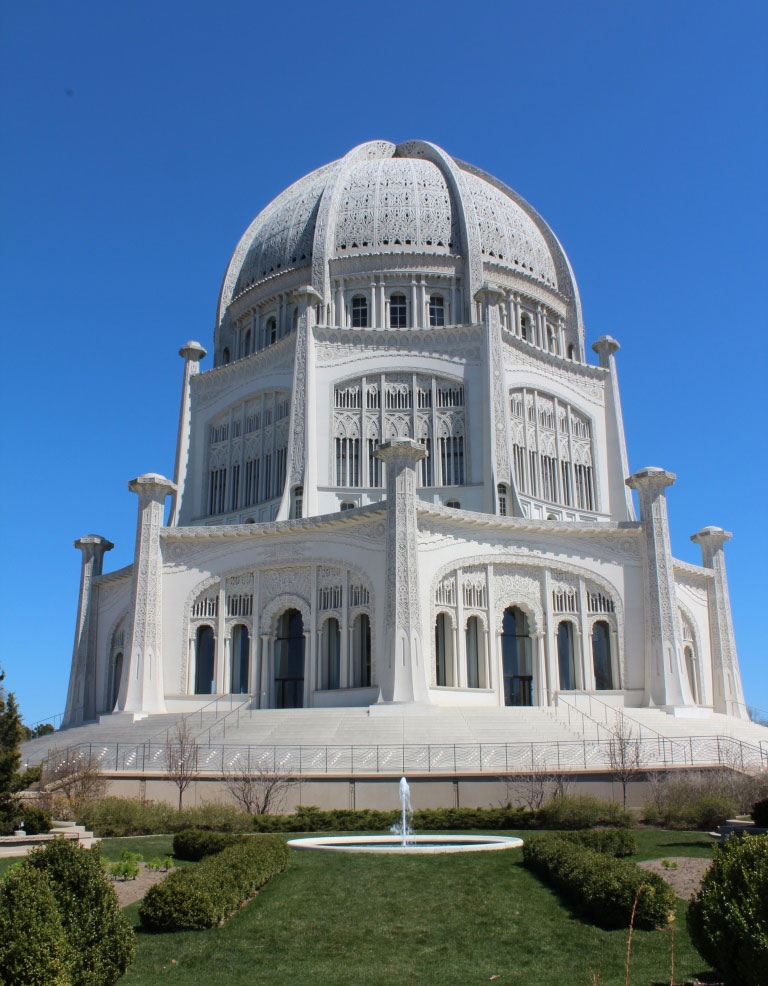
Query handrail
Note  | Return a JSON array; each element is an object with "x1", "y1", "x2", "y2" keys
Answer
[
  {"x1": 25, "y1": 712, "x2": 65, "y2": 733},
  {"x1": 144, "y1": 693, "x2": 243, "y2": 742},
  {"x1": 581, "y1": 693, "x2": 664, "y2": 742},
  {"x1": 555, "y1": 696, "x2": 612, "y2": 742},
  {"x1": 200, "y1": 697, "x2": 252, "y2": 744}
]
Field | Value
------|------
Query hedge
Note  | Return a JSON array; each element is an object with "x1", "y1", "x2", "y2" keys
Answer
[
  {"x1": 558, "y1": 828, "x2": 636, "y2": 856},
  {"x1": 643, "y1": 792, "x2": 738, "y2": 830},
  {"x1": 172, "y1": 828, "x2": 242, "y2": 861},
  {"x1": 523, "y1": 834, "x2": 674, "y2": 929},
  {"x1": 688, "y1": 833, "x2": 768, "y2": 986},
  {"x1": 139, "y1": 835, "x2": 289, "y2": 932},
  {"x1": 75, "y1": 797, "x2": 252, "y2": 837}
]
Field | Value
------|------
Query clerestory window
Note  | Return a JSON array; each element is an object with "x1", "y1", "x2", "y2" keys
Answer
[
  {"x1": 389, "y1": 294, "x2": 407, "y2": 328},
  {"x1": 351, "y1": 296, "x2": 368, "y2": 328}
]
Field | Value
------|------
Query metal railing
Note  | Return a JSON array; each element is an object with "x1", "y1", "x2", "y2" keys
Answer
[
  {"x1": 44, "y1": 733, "x2": 768, "y2": 777},
  {"x1": 25, "y1": 713, "x2": 65, "y2": 733}
]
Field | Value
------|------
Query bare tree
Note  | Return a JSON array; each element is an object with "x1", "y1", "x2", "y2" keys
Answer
[
  {"x1": 165, "y1": 720, "x2": 199, "y2": 811},
  {"x1": 41, "y1": 747, "x2": 107, "y2": 807},
  {"x1": 223, "y1": 762, "x2": 298, "y2": 815},
  {"x1": 607, "y1": 714, "x2": 643, "y2": 808},
  {"x1": 497, "y1": 769, "x2": 574, "y2": 811}
]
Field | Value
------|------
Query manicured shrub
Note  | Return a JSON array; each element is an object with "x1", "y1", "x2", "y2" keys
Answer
[
  {"x1": 558, "y1": 828, "x2": 636, "y2": 856},
  {"x1": 25, "y1": 837, "x2": 134, "y2": 986},
  {"x1": 75, "y1": 796, "x2": 254, "y2": 837},
  {"x1": 17, "y1": 803, "x2": 52, "y2": 835},
  {"x1": 0, "y1": 865, "x2": 73, "y2": 986},
  {"x1": 688, "y1": 833, "x2": 768, "y2": 986},
  {"x1": 752, "y1": 797, "x2": 768, "y2": 828},
  {"x1": 139, "y1": 834, "x2": 289, "y2": 932},
  {"x1": 172, "y1": 827, "x2": 241, "y2": 861},
  {"x1": 176, "y1": 801, "x2": 252, "y2": 833},
  {"x1": 523, "y1": 834, "x2": 674, "y2": 929},
  {"x1": 643, "y1": 791, "x2": 738, "y2": 830}
]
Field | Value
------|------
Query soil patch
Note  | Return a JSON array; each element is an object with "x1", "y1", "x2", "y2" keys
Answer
[
  {"x1": 637, "y1": 856, "x2": 711, "y2": 900},
  {"x1": 111, "y1": 864, "x2": 169, "y2": 907}
]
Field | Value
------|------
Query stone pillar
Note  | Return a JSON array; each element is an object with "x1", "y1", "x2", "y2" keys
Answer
[
  {"x1": 625, "y1": 467, "x2": 694, "y2": 709},
  {"x1": 63, "y1": 535, "x2": 114, "y2": 726},
  {"x1": 592, "y1": 336, "x2": 635, "y2": 521},
  {"x1": 169, "y1": 341, "x2": 206, "y2": 526},
  {"x1": 119, "y1": 473, "x2": 176, "y2": 716},
  {"x1": 691, "y1": 527, "x2": 748, "y2": 719},
  {"x1": 375, "y1": 439, "x2": 427, "y2": 703},
  {"x1": 476, "y1": 284, "x2": 513, "y2": 514}
]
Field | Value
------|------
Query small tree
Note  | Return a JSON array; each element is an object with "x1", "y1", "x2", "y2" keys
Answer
[
  {"x1": 0, "y1": 865, "x2": 73, "y2": 986},
  {"x1": 223, "y1": 762, "x2": 298, "y2": 815},
  {"x1": 165, "y1": 720, "x2": 199, "y2": 811},
  {"x1": 607, "y1": 713, "x2": 643, "y2": 808},
  {"x1": 0, "y1": 667, "x2": 24, "y2": 834},
  {"x1": 41, "y1": 748, "x2": 107, "y2": 808}
]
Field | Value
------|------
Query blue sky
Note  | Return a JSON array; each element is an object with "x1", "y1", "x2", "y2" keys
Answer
[{"x1": 1, "y1": 0, "x2": 765, "y2": 724}]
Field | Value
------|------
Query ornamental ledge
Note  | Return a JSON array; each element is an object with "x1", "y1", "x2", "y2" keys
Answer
[
  {"x1": 192, "y1": 334, "x2": 295, "y2": 390},
  {"x1": 672, "y1": 559, "x2": 715, "y2": 580},
  {"x1": 416, "y1": 502, "x2": 641, "y2": 538},
  {"x1": 160, "y1": 503, "x2": 388, "y2": 540},
  {"x1": 502, "y1": 331, "x2": 608, "y2": 380},
  {"x1": 93, "y1": 565, "x2": 133, "y2": 585}
]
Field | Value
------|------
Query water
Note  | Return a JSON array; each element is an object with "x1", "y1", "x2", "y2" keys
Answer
[{"x1": 390, "y1": 776, "x2": 414, "y2": 847}]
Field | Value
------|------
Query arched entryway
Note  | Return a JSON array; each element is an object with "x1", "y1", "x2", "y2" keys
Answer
[
  {"x1": 591, "y1": 620, "x2": 613, "y2": 689},
  {"x1": 501, "y1": 606, "x2": 533, "y2": 706},
  {"x1": 111, "y1": 652, "x2": 123, "y2": 710},
  {"x1": 274, "y1": 609, "x2": 305, "y2": 708},
  {"x1": 352, "y1": 613, "x2": 371, "y2": 687},
  {"x1": 231, "y1": 624, "x2": 249, "y2": 694},
  {"x1": 195, "y1": 625, "x2": 215, "y2": 694},
  {"x1": 557, "y1": 621, "x2": 576, "y2": 690}
]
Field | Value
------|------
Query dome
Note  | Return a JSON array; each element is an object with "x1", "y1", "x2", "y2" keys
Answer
[{"x1": 218, "y1": 140, "x2": 581, "y2": 337}]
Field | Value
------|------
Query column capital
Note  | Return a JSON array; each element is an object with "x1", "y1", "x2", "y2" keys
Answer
[
  {"x1": 178, "y1": 340, "x2": 206, "y2": 362},
  {"x1": 375, "y1": 439, "x2": 426, "y2": 466},
  {"x1": 474, "y1": 282, "x2": 505, "y2": 304},
  {"x1": 691, "y1": 526, "x2": 733, "y2": 549},
  {"x1": 74, "y1": 534, "x2": 114, "y2": 554},
  {"x1": 591, "y1": 335, "x2": 620, "y2": 366},
  {"x1": 291, "y1": 285, "x2": 323, "y2": 306},
  {"x1": 625, "y1": 466, "x2": 676, "y2": 493},
  {"x1": 128, "y1": 473, "x2": 176, "y2": 498}
]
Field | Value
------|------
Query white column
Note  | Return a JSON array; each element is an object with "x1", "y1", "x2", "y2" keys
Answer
[
  {"x1": 578, "y1": 578, "x2": 592, "y2": 690},
  {"x1": 216, "y1": 585, "x2": 226, "y2": 693},
  {"x1": 169, "y1": 341, "x2": 206, "y2": 526},
  {"x1": 302, "y1": 632, "x2": 312, "y2": 708},
  {"x1": 259, "y1": 635, "x2": 271, "y2": 709}
]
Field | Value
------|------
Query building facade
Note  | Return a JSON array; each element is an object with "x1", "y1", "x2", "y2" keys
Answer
[{"x1": 63, "y1": 140, "x2": 748, "y2": 727}]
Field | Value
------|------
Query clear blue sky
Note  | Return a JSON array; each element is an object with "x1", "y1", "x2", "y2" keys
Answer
[{"x1": 1, "y1": 0, "x2": 765, "y2": 724}]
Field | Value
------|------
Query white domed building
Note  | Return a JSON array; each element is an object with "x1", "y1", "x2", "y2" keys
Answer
[{"x1": 59, "y1": 140, "x2": 762, "y2": 783}]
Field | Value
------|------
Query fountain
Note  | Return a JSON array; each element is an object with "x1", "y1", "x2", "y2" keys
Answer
[{"x1": 287, "y1": 776, "x2": 523, "y2": 855}]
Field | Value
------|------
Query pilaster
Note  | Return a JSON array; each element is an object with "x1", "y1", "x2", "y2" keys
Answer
[
  {"x1": 119, "y1": 473, "x2": 176, "y2": 716},
  {"x1": 169, "y1": 341, "x2": 206, "y2": 526},
  {"x1": 626, "y1": 467, "x2": 694, "y2": 708},
  {"x1": 375, "y1": 439, "x2": 427, "y2": 702},
  {"x1": 691, "y1": 527, "x2": 748, "y2": 718},
  {"x1": 476, "y1": 284, "x2": 512, "y2": 514},
  {"x1": 63, "y1": 535, "x2": 114, "y2": 726}
]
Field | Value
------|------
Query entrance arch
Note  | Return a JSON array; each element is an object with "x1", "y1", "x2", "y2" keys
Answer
[
  {"x1": 231, "y1": 624, "x2": 250, "y2": 695},
  {"x1": 501, "y1": 606, "x2": 533, "y2": 705},
  {"x1": 274, "y1": 609, "x2": 305, "y2": 708},
  {"x1": 195, "y1": 625, "x2": 215, "y2": 694}
]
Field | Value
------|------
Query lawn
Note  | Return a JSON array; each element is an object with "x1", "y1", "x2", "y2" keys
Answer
[{"x1": 115, "y1": 829, "x2": 717, "y2": 986}]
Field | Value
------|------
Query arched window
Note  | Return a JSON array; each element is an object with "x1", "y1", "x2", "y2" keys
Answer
[
  {"x1": 292, "y1": 485, "x2": 303, "y2": 519},
  {"x1": 465, "y1": 616, "x2": 486, "y2": 688},
  {"x1": 352, "y1": 613, "x2": 371, "y2": 688},
  {"x1": 567, "y1": 344, "x2": 576, "y2": 360},
  {"x1": 222, "y1": 347, "x2": 231, "y2": 364},
  {"x1": 435, "y1": 612, "x2": 453, "y2": 687},
  {"x1": 195, "y1": 625, "x2": 215, "y2": 695},
  {"x1": 244, "y1": 328, "x2": 251, "y2": 357},
  {"x1": 231, "y1": 624, "x2": 249, "y2": 694},
  {"x1": 591, "y1": 621, "x2": 613, "y2": 689},
  {"x1": 557, "y1": 621, "x2": 576, "y2": 690},
  {"x1": 429, "y1": 294, "x2": 445, "y2": 326},
  {"x1": 352, "y1": 296, "x2": 369, "y2": 327},
  {"x1": 547, "y1": 326, "x2": 556, "y2": 353},
  {"x1": 497, "y1": 483, "x2": 508, "y2": 516},
  {"x1": 111, "y1": 653, "x2": 123, "y2": 710},
  {"x1": 274, "y1": 609, "x2": 304, "y2": 708},
  {"x1": 501, "y1": 607, "x2": 532, "y2": 706},
  {"x1": 520, "y1": 313, "x2": 530, "y2": 341},
  {"x1": 389, "y1": 294, "x2": 407, "y2": 328},
  {"x1": 320, "y1": 618, "x2": 340, "y2": 690},
  {"x1": 446, "y1": 499, "x2": 460, "y2": 508},
  {"x1": 268, "y1": 317, "x2": 277, "y2": 344},
  {"x1": 340, "y1": 500, "x2": 355, "y2": 511}
]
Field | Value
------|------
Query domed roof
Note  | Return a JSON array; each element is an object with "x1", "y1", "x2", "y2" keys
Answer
[{"x1": 219, "y1": 140, "x2": 579, "y2": 332}]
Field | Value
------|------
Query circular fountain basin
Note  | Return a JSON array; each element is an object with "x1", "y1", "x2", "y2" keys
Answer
[{"x1": 287, "y1": 834, "x2": 524, "y2": 854}]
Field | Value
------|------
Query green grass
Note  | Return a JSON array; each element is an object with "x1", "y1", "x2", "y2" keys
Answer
[{"x1": 116, "y1": 830, "x2": 716, "y2": 986}]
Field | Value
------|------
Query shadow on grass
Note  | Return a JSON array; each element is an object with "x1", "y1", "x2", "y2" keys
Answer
[
  {"x1": 649, "y1": 976, "x2": 724, "y2": 986},
  {"x1": 657, "y1": 839, "x2": 716, "y2": 851}
]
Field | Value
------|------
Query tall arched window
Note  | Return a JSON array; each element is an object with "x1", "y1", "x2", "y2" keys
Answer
[
  {"x1": 557, "y1": 621, "x2": 576, "y2": 690},
  {"x1": 591, "y1": 621, "x2": 613, "y2": 689},
  {"x1": 389, "y1": 294, "x2": 407, "y2": 328},
  {"x1": 222, "y1": 347, "x2": 231, "y2": 364},
  {"x1": 195, "y1": 625, "x2": 215, "y2": 695},
  {"x1": 351, "y1": 295, "x2": 368, "y2": 327},
  {"x1": 435, "y1": 613, "x2": 454, "y2": 686},
  {"x1": 274, "y1": 609, "x2": 305, "y2": 708},
  {"x1": 520, "y1": 313, "x2": 530, "y2": 341},
  {"x1": 684, "y1": 646, "x2": 699, "y2": 703},
  {"x1": 291, "y1": 485, "x2": 303, "y2": 519},
  {"x1": 244, "y1": 328, "x2": 251, "y2": 357},
  {"x1": 501, "y1": 607, "x2": 532, "y2": 706},
  {"x1": 465, "y1": 616, "x2": 485, "y2": 688},
  {"x1": 267, "y1": 317, "x2": 277, "y2": 344},
  {"x1": 497, "y1": 483, "x2": 508, "y2": 516},
  {"x1": 352, "y1": 613, "x2": 371, "y2": 688},
  {"x1": 111, "y1": 653, "x2": 123, "y2": 710},
  {"x1": 429, "y1": 294, "x2": 445, "y2": 326},
  {"x1": 231, "y1": 625, "x2": 249, "y2": 694},
  {"x1": 320, "y1": 618, "x2": 341, "y2": 690}
]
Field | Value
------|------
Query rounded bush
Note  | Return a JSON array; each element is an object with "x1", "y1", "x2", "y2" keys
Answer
[
  {"x1": 172, "y1": 828, "x2": 241, "y2": 861},
  {"x1": 0, "y1": 865, "x2": 73, "y2": 986},
  {"x1": 536, "y1": 795, "x2": 604, "y2": 830},
  {"x1": 18, "y1": 804, "x2": 52, "y2": 836},
  {"x1": 752, "y1": 797, "x2": 768, "y2": 828},
  {"x1": 25, "y1": 837, "x2": 134, "y2": 986},
  {"x1": 688, "y1": 833, "x2": 768, "y2": 986}
]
